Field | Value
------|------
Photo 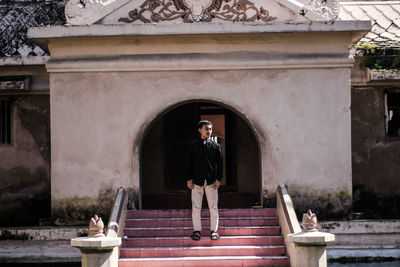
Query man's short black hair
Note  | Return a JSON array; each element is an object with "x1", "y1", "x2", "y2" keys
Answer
[{"x1": 198, "y1": 120, "x2": 212, "y2": 129}]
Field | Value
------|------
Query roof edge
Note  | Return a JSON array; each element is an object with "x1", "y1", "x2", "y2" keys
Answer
[{"x1": 28, "y1": 21, "x2": 371, "y2": 40}]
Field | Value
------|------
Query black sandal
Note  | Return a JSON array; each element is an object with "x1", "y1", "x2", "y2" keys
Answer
[
  {"x1": 211, "y1": 231, "x2": 220, "y2": 240},
  {"x1": 191, "y1": 231, "x2": 201, "y2": 241}
]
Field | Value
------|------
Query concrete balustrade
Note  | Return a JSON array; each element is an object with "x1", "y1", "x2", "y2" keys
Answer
[
  {"x1": 71, "y1": 188, "x2": 127, "y2": 267},
  {"x1": 277, "y1": 184, "x2": 335, "y2": 267},
  {"x1": 287, "y1": 231, "x2": 335, "y2": 267},
  {"x1": 71, "y1": 236, "x2": 121, "y2": 267}
]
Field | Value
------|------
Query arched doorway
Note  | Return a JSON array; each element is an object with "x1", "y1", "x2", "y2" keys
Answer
[{"x1": 141, "y1": 101, "x2": 261, "y2": 209}]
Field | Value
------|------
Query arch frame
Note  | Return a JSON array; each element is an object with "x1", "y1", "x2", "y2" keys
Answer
[{"x1": 135, "y1": 98, "x2": 272, "y2": 209}]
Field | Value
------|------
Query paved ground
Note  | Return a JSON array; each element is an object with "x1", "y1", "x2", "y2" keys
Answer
[
  {"x1": 1, "y1": 239, "x2": 399, "y2": 266},
  {"x1": 0, "y1": 240, "x2": 80, "y2": 263},
  {"x1": 330, "y1": 263, "x2": 400, "y2": 267}
]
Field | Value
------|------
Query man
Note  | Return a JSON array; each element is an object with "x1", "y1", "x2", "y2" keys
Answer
[{"x1": 186, "y1": 120, "x2": 223, "y2": 241}]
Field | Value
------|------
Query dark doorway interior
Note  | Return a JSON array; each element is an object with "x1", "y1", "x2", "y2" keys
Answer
[{"x1": 141, "y1": 102, "x2": 260, "y2": 209}]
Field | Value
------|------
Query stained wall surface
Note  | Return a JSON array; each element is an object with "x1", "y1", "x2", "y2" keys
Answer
[
  {"x1": 49, "y1": 67, "x2": 352, "y2": 204},
  {"x1": 351, "y1": 56, "x2": 400, "y2": 218},
  {"x1": 0, "y1": 66, "x2": 50, "y2": 226}
]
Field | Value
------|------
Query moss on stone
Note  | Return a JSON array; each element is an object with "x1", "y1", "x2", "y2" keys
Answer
[
  {"x1": 51, "y1": 197, "x2": 112, "y2": 226},
  {"x1": 289, "y1": 189, "x2": 352, "y2": 220},
  {"x1": 329, "y1": 256, "x2": 399, "y2": 263}
]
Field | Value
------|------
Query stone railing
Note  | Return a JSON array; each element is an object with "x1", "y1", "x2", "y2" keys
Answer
[
  {"x1": 106, "y1": 187, "x2": 128, "y2": 238},
  {"x1": 71, "y1": 187, "x2": 128, "y2": 267},
  {"x1": 277, "y1": 184, "x2": 302, "y2": 266},
  {"x1": 276, "y1": 184, "x2": 335, "y2": 267}
]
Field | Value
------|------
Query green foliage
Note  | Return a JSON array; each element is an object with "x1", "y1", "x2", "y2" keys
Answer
[
  {"x1": 52, "y1": 197, "x2": 112, "y2": 226},
  {"x1": 360, "y1": 56, "x2": 400, "y2": 71},
  {"x1": 356, "y1": 42, "x2": 400, "y2": 70},
  {"x1": 355, "y1": 42, "x2": 376, "y2": 54},
  {"x1": 289, "y1": 189, "x2": 351, "y2": 220}
]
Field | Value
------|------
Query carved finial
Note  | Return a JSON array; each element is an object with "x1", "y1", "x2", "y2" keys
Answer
[
  {"x1": 89, "y1": 215, "x2": 105, "y2": 237},
  {"x1": 301, "y1": 209, "x2": 318, "y2": 232},
  {"x1": 301, "y1": 0, "x2": 339, "y2": 21}
]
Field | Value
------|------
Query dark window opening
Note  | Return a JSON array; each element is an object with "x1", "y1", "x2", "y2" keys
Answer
[
  {"x1": 0, "y1": 99, "x2": 12, "y2": 145},
  {"x1": 385, "y1": 91, "x2": 400, "y2": 137}
]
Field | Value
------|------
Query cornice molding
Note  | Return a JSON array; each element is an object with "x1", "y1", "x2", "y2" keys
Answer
[{"x1": 45, "y1": 53, "x2": 355, "y2": 72}]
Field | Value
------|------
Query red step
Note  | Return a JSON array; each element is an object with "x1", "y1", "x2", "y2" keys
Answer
[
  {"x1": 127, "y1": 208, "x2": 276, "y2": 218},
  {"x1": 122, "y1": 235, "x2": 284, "y2": 247},
  {"x1": 120, "y1": 245, "x2": 285, "y2": 258},
  {"x1": 119, "y1": 256, "x2": 289, "y2": 267},
  {"x1": 124, "y1": 226, "x2": 281, "y2": 237},
  {"x1": 125, "y1": 217, "x2": 279, "y2": 228},
  {"x1": 119, "y1": 208, "x2": 289, "y2": 267}
]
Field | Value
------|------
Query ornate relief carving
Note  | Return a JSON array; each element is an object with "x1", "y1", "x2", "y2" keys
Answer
[
  {"x1": 118, "y1": 0, "x2": 276, "y2": 23},
  {"x1": 300, "y1": 0, "x2": 339, "y2": 21},
  {"x1": 65, "y1": 0, "x2": 131, "y2": 25}
]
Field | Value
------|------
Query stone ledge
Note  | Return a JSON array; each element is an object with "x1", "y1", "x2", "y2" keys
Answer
[
  {"x1": 319, "y1": 220, "x2": 400, "y2": 234},
  {"x1": 0, "y1": 227, "x2": 87, "y2": 241},
  {"x1": 369, "y1": 69, "x2": 400, "y2": 81},
  {"x1": 0, "y1": 56, "x2": 49, "y2": 66},
  {"x1": 288, "y1": 231, "x2": 335, "y2": 246},
  {"x1": 71, "y1": 236, "x2": 121, "y2": 249},
  {"x1": 28, "y1": 21, "x2": 371, "y2": 40},
  {"x1": 0, "y1": 240, "x2": 81, "y2": 263}
]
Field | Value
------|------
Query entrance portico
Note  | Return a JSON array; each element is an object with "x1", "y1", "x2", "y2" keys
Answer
[
  {"x1": 141, "y1": 100, "x2": 262, "y2": 209},
  {"x1": 28, "y1": 0, "x2": 369, "y2": 210}
]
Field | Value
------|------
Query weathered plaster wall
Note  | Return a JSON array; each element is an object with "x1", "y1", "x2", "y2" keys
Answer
[
  {"x1": 0, "y1": 65, "x2": 51, "y2": 226},
  {"x1": 31, "y1": 23, "x2": 369, "y2": 212},
  {"x1": 351, "y1": 57, "x2": 400, "y2": 218},
  {"x1": 49, "y1": 67, "x2": 352, "y2": 204},
  {"x1": 0, "y1": 94, "x2": 50, "y2": 226}
]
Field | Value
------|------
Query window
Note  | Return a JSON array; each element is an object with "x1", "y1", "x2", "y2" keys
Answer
[
  {"x1": 385, "y1": 91, "x2": 400, "y2": 137},
  {"x1": 0, "y1": 99, "x2": 12, "y2": 145}
]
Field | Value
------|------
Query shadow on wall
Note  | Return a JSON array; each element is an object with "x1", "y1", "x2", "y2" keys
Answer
[
  {"x1": 353, "y1": 185, "x2": 400, "y2": 219},
  {"x1": 0, "y1": 167, "x2": 50, "y2": 226},
  {"x1": 0, "y1": 95, "x2": 51, "y2": 226}
]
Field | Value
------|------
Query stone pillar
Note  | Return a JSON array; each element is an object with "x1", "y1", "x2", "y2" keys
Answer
[
  {"x1": 71, "y1": 236, "x2": 121, "y2": 267},
  {"x1": 287, "y1": 231, "x2": 335, "y2": 267}
]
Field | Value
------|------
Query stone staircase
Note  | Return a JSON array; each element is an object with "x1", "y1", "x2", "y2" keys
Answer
[{"x1": 119, "y1": 208, "x2": 289, "y2": 267}]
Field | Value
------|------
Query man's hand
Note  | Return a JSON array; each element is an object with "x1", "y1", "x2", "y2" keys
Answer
[
  {"x1": 187, "y1": 180, "x2": 194, "y2": 190},
  {"x1": 212, "y1": 180, "x2": 221, "y2": 190}
]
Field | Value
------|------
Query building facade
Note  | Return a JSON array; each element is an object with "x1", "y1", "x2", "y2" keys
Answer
[{"x1": 1, "y1": 0, "x2": 398, "y2": 226}]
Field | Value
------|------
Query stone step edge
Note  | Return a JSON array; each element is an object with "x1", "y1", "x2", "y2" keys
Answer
[
  {"x1": 125, "y1": 226, "x2": 280, "y2": 230},
  {"x1": 126, "y1": 216, "x2": 278, "y2": 221},
  {"x1": 121, "y1": 245, "x2": 285, "y2": 250},
  {"x1": 123, "y1": 235, "x2": 283, "y2": 240},
  {"x1": 119, "y1": 255, "x2": 289, "y2": 262}
]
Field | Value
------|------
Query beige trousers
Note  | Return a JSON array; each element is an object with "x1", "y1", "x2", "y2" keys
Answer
[{"x1": 191, "y1": 182, "x2": 219, "y2": 232}]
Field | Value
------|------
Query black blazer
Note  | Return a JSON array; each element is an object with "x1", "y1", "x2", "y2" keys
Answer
[{"x1": 186, "y1": 138, "x2": 223, "y2": 186}]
